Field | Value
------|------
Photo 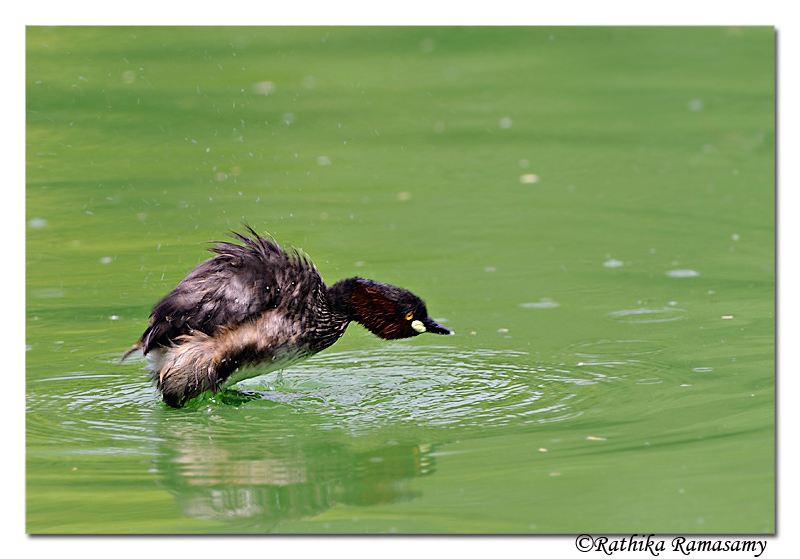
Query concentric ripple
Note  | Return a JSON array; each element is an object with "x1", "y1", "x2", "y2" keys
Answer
[
  {"x1": 607, "y1": 307, "x2": 687, "y2": 324},
  {"x1": 232, "y1": 346, "x2": 603, "y2": 432},
  {"x1": 28, "y1": 342, "x2": 666, "y2": 440},
  {"x1": 557, "y1": 339, "x2": 666, "y2": 386}
]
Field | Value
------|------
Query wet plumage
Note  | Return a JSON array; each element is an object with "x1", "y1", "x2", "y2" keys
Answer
[{"x1": 124, "y1": 228, "x2": 453, "y2": 407}]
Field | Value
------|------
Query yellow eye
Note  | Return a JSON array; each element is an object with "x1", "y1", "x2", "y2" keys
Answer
[{"x1": 405, "y1": 312, "x2": 414, "y2": 320}]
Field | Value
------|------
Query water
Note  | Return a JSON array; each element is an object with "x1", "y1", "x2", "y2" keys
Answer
[{"x1": 26, "y1": 26, "x2": 774, "y2": 534}]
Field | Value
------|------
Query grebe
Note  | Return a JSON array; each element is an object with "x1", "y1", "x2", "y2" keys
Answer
[{"x1": 123, "y1": 227, "x2": 453, "y2": 407}]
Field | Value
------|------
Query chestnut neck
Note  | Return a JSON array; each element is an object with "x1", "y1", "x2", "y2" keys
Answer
[{"x1": 326, "y1": 277, "x2": 413, "y2": 340}]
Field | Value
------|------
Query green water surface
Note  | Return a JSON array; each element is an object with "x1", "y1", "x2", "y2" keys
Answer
[{"x1": 26, "y1": 26, "x2": 774, "y2": 534}]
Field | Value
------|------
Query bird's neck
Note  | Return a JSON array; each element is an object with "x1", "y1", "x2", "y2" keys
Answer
[
  {"x1": 326, "y1": 277, "x2": 367, "y2": 320},
  {"x1": 327, "y1": 277, "x2": 406, "y2": 339}
]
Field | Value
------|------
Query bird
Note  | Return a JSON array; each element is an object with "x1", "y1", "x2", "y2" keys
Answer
[{"x1": 123, "y1": 227, "x2": 453, "y2": 407}]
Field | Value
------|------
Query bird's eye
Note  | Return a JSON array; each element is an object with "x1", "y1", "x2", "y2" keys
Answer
[{"x1": 405, "y1": 312, "x2": 414, "y2": 320}]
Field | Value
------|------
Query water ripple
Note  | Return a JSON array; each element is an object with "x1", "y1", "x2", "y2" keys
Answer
[
  {"x1": 607, "y1": 307, "x2": 687, "y2": 324},
  {"x1": 233, "y1": 347, "x2": 598, "y2": 432},
  {"x1": 28, "y1": 343, "x2": 666, "y2": 440},
  {"x1": 557, "y1": 339, "x2": 665, "y2": 387}
]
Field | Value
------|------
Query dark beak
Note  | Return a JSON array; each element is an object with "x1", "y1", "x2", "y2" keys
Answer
[{"x1": 422, "y1": 316, "x2": 454, "y2": 336}]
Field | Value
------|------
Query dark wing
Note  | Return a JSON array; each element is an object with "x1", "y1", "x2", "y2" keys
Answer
[{"x1": 133, "y1": 227, "x2": 323, "y2": 355}]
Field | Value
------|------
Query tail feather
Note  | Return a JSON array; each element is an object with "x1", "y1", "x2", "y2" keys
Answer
[
  {"x1": 155, "y1": 332, "x2": 226, "y2": 408},
  {"x1": 120, "y1": 343, "x2": 142, "y2": 362}
]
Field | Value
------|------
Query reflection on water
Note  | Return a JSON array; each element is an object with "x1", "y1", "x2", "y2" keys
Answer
[
  {"x1": 161, "y1": 434, "x2": 433, "y2": 528},
  {"x1": 24, "y1": 24, "x2": 774, "y2": 534},
  {"x1": 28, "y1": 343, "x2": 668, "y2": 440},
  {"x1": 27, "y1": 342, "x2": 666, "y2": 529}
]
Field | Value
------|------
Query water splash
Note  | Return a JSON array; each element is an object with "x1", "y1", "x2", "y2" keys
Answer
[
  {"x1": 232, "y1": 347, "x2": 600, "y2": 432},
  {"x1": 29, "y1": 343, "x2": 665, "y2": 441}
]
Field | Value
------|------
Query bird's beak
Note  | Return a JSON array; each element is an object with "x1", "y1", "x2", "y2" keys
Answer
[{"x1": 421, "y1": 316, "x2": 454, "y2": 336}]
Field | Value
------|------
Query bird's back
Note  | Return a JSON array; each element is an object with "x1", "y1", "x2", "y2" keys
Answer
[{"x1": 134, "y1": 228, "x2": 325, "y2": 355}]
